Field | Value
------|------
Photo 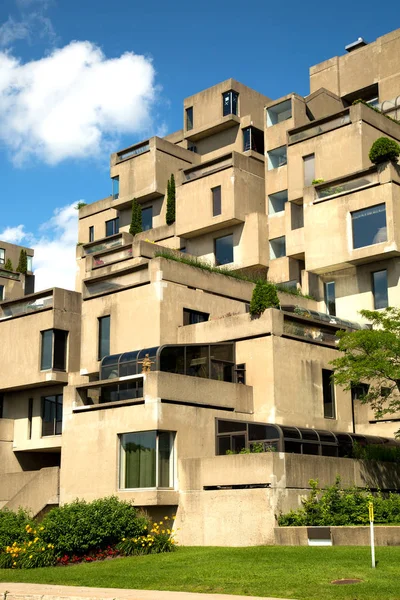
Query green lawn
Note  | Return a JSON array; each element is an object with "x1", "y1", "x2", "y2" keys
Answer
[{"x1": 0, "y1": 546, "x2": 399, "y2": 600}]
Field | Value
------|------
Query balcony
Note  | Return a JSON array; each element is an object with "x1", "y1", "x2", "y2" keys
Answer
[
  {"x1": 176, "y1": 152, "x2": 265, "y2": 238},
  {"x1": 0, "y1": 269, "x2": 20, "y2": 281},
  {"x1": 288, "y1": 110, "x2": 351, "y2": 145},
  {"x1": 0, "y1": 292, "x2": 53, "y2": 320},
  {"x1": 110, "y1": 137, "x2": 197, "y2": 209},
  {"x1": 314, "y1": 169, "x2": 378, "y2": 202}
]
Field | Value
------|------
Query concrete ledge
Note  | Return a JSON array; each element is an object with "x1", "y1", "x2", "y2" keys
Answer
[{"x1": 275, "y1": 525, "x2": 400, "y2": 546}]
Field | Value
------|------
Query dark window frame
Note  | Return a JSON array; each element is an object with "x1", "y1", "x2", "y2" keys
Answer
[
  {"x1": 322, "y1": 369, "x2": 336, "y2": 419},
  {"x1": 0, "y1": 248, "x2": 4, "y2": 264},
  {"x1": 40, "y1": 329, "x2": 68, "y2": 372},
  {"x1": 112, "y1": 176, "x2": 119, "y2": 200},
  {"x1": 141, "y1": 206, "x2": 153, "y2": 231},
  {"x1": 324, "y1": 281, "x2": 336, "y2": 316},
  {"x1": 105, "y1": 217, "x2": 119, "y2": 238},
  {"x1": 186, "y1": 107, "x2": 193, "y2": 131},
  {"x1": 41, "y1": 394, "x2": 63, "y2": 437},
  {"x1": 183, "y1": 309, "x2": 209, "y2": 326},
  {"x1": 89, "y1": 226, "x2": 94, "y2": 243},
  {"x1": 372, "y1": 269, "x2": 388, "y2": 309},
  {"x1": 351, "y1": 203, "x2": 387, "y2": 250},
  {"x1": 214, "y1": 233, "x2": 234, "y2": 266},
  {"x1": 98, "y1": 315, "x2": 111, "y2": 361},
  {"x1": 212, "y1": 186, "x2": 222, "y2": 217},
  {"x1": 222, "y1": 90, "x2": 239, "y2": 117}
]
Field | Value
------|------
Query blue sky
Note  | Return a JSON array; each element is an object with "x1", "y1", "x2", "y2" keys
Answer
[{"x1": 0, "y1": 0, "x2": 397, "y2": 289}]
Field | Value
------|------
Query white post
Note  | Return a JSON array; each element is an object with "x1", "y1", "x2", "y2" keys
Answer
[{"x1": 370, "y1": 520, "x2": 375, "y2": 568}]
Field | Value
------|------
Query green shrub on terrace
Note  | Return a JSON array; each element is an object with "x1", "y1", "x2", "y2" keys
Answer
[
  {"x1": 369, "y1": 137, "x2": 400, "y2": 164},
  {"x1": 278, "y1": 477, "x2": 400, "y2": 526},
  {"x1": 129, "y1": 198, "x2": 143, "y2": 235},
  {"x1": 249, "y1": 280, "x2": 280, "y2": 316},
  {"x1": 166, "y1": 174, "x2": 176, "y2": 225},
  {"x1": 3, "y1": 259, "x2": 13, "y2": 271}
]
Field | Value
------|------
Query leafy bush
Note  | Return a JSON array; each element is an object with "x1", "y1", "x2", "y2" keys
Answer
[
  {"x1": 0, "y1": 525, "x2": 55, "y2": 569},
  {"x1": 369, "y1": 137, "x2": 400, "y2": 164},
  {"x1": 352, "y1": 442, "x2": 400, "y2": 463},
  {"x1": 117, "y1": 517, "x2": 176, "y2": 556},
  {"x1": 278, "y1": 477, "x2": 400, "y2": 526},
  {"x1": 166, "y1": 174, "x2": 176, "y2": 225},
  {"x1": 0, "y1": 509, "x2": 32, "y2": 549},
  {"x1": 3, "y1": 259, "x2": 13, "y2": 271},
  {"x1": 40, "y1": 496, "x2": 149, "y2": 556},
  {"x1": 249, "y1": 280, "x2": 280, "y2": 316},
  {"x1": 129, "y1": 198, "x2": 143, "y2": 235}
]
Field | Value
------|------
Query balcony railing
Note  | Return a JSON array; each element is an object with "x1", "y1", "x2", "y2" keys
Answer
[
  {"x1": 0, "y1": 269, "x2": 20, "y2": 281},
  {"x1": 0, "y1": 295, "x2": 53, "y2": 320},
  {"x1": 288, "y1": 112, "x2": 350, "y2": 144},
  {"x1": 117, "y1": 142, "x2": 150, "y2": 162},
  {"x1": 283, "y1": 318, "x2": 339, "y2": 347},
  {"x1": 92, "y1": 247, "x2": 133, "y2": 268},
  {"x1": 315, "y1": 172, "x2": 377, "y2": 200},
  {"x1": 84, "y1": 237, "x2": 123, "y2": 256},
  {"x1": 183, "y1": 157, "x2": 232, "y2": 183}
]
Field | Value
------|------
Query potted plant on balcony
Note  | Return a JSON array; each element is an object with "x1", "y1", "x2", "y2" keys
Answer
[{"x1": 369, "y1": 137, "x2": 400, "y2": 165}]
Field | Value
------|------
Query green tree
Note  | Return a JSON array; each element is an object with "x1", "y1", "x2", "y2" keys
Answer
[
  {"x1": 249, "y1": 280, "x2": 280, "y2": 316},
  {"x1": 331, "y1": 307, "x2": 400, "y2": 433},
  {"x1": 166, "y1": 174, "x2": 176, "y2": 225},
  {"x1": 369, "y1": 137, "x2": 400, "y2": 164},
  {"x1": 129, "y1": 198, "x2": 142, "y2": 236},
  {"x1": 16, "y1": 249, "x2": 27, "y2": 274},
  {"x1": 4, "y1": 258, "x2": 13, "y2": 271}
]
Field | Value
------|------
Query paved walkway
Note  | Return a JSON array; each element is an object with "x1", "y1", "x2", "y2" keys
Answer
[{"x1": 0, "y1": 583, "x2": 295, "y2": 600}]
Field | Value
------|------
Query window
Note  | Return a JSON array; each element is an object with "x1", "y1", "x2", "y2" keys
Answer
[
  {"x1": 141, "y1": 206, "x2": 153, "y2": 231},
  {"x1": 183, "y1": 309, "x2": 209, "y2": 326},
  {"x1": 267, "y1": 100, "x2": 292, "y2": 126},
  {"x1": 291, "y1": 202, "x2": 304, "y2": 230},
  {"x1": 105, "y1": 217, "x2": 119, "y2": 237},
  {"x1": 188, "y1": 144, "x2": 197, "y2": 153},
  {"x1": 351, "y1": 204, "x2": 387, "y2": 249},
  {"x1": 98, "y1": 316, "x2": 110, "y2": 360},
  {"x1": 372, "y1": 270, "x2": 388, "y2": 309},
  {"x1": 212, "y1": 186, "x2": 221, "y2": 216},
  {"x1": 215, "y1": 234, "x2": 233, "y2": 265},
  {"x1": 222, "y1": 90, "x2": 239, "y2": 116},
  {"x1": 268, "y1": 190, "x2": 287, "y2": 215},
  {"x1": 267, "y1": 146, "x2": 287, "y2": 170},
  {"x1": 112, "y1": 176, "x2": 119, "y2": 200},
  {"x1": 26, "y1": 255, "x2": 33, "y2": 272},
  {"x1": 324, "y1": 282, "x2": 336, "y2": 316},
  {"x1": 41, "y1": 329, "x2": 68, "y2": 371},
  {"x1": 0, "y1": 285, "x2": 4, "y2": 301},
  {"x1": 322, "y1": 369, "x2": 336, "y2": 419},
  {"x1": 28, "y1": 398, "x2": 33, "y2": 440},
  {"x1": 269, "y1": 236, "x2": 286, "y2": 259},
  {"x1": 120, "y1": 431, "x2": 175, "y2": 489},
  {"x1": 0, "y1": 394, "x2": 3, "y2": 418},
  {"x1": 186, "y1": 107, "x2": 193, "y2": 131},
  {"x1": 242, "y1": 127, "x2": 264, "y2": 154},
  {"x1": 303, "y1": 154, "x2": 315, "y2": 186},
  {"x1": 89, "y1": 226, "x2": 94, "y2": 243},
  {"x1": 42, "y1": 394, "x2": 63, "y2": 436},
  {"x1": 0, "y1": 249, "x2": 4, "y2": 264}
]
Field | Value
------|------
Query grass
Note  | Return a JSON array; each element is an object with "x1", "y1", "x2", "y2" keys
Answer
[
  {"x1": 1, "y1": 546, "x2": 400, "y2": 600},
  {"x1": 154, "y1": 250, "x2": 314, "y2": 299}
]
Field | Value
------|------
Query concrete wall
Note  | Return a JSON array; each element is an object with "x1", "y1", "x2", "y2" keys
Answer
[{"x1": 275, "y1": 526, "x2": 400, "y2": 546}]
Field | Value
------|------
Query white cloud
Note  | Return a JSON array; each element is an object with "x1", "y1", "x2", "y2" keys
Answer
[
  {"x1": 0, "y1": 203, "x2": 78, "y2": 291},
  {"x1": 0, "y1": 0, "x2": 56, "y2": 47},
  {"x1": 0, "y1": 224, "x2": 26, "y2": 243},
  {"x1": 0, "y1": 41, "x2": 157, "y2": 165}
]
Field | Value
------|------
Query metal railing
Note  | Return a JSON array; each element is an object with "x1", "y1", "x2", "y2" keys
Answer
[{"x1": 288, "y1": 113, "x2": 350, "y2": 144}]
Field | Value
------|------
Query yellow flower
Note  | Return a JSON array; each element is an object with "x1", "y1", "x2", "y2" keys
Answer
[
  {"x1": 13, "y1": 561, "x2": 16, "y2": 566},
  {"x1": 122, "y1": 537, "x2": 126, "y2": 541},
  {"x1": 159, "y1": 521, "x2": 163, "y2": 525},
  {"x1": 40, "y1": 526, "x2": 44, "y2": 531},
  {"x1": 42, "y1": 547, "x2": 45, "y2": 551},
  {"x1": 29, "y1": 555, "x2": 33, "y2": 559},
  {"x1": 34, "y1": 537, "x2": 39, "y2": 543},
  {"x1": 164, "y1": 516, "x2": 169, "y2": 519}
]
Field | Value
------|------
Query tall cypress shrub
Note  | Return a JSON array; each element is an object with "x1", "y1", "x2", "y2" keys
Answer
[
  {"x1": 16, "y1": 250, "x2": 27, "y2": 274},
  {"x1": 129, "y1": 198, "x2": 142, "y2": 236},
  {"x1": 249, "y1": 280, "x2": 280, "y2": 316},
  {"x1": 4, "y1": 259, "x2": 13, "y2": 272},
  {"x1": 166, "y1": 174, "x2": 176, "y2": 225}
]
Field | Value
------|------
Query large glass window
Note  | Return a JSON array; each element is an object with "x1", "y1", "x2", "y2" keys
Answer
[
  {"x1": 268, "y1": 190, "x2": 288, "y2": 215},
  {"x1": 89, "y1": 226, "x2": 94, "y2": 243},
  {"x1": 186, "y1": 107, "x2": 193, "y2": 131},
  {"x1": 41, "y1": 330, "x2": 68, "y2": 371},
  {"x1": 242, "y1": 127, "x2": 264, "y2": 154},
  {"x1": 26, "y1": 255, "x2": 32, "y2": 272},
  {"x1": 215, "y1": 234, "x2": 233, "y2": 265},
  {"x1": 222, "y1": 91, "x2": 239, "y2": 116},
  {"x1": 186, "y1": 345, "x2": 209, "y2": 378},
  {"x1": 42, "y1": 395, "x2": 63, "y2": 436},
  {"x1": 352, "y1": 204, "x2": 387, "y2": 249},
  {"x1": 105, "y1": 217, "x2": 119, "y2": 237},
  {"x1": 0, "y1": 285, "x2": 4, "y2": 301},
  {"x1": 0, "y1": 249, "x2": 4, "y2": 264},
  {"x1": 269, "y1": 236, "x2": 286, "y2": 259},
  {"x1": 324, "y1": 281, "x2": 336, "y2": 316},
  {"x1": 322, "y1": 369, "x2": 336, "y2": 419},
  {"x1": 98, "y1": 316, "x2": 110, "y2": 360},
  {"x1": 141, "y1": 207, "x2": 153, "y2": 231},
  {"x1": 112, "y1": 176, "x2": 119, "y2": 200},
  {"x1": 372, "y1": 270, "x2": 388, "y2": 309},
  {"x1": 303, "y1": 154, "x2": 315, "y2": 186},
  {"x1": 212, "y1": 186, "x2": 221, "y2": 216},
  {"x1": 120, "y1": 431, "x2": 174, "y2": 489}
]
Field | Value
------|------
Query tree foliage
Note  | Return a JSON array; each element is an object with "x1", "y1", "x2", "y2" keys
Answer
[
  {"x1": 166, "y1": 173, "x2": 176, "y2": 225},
  {"x1": 16, "y1": 249, "x2": 27, "y2": 274},
  {"x1": 249, "y1": 280, "x2": 280, "y2": 316},
  {"x1": 331, "y1": 307, "x2": 400, "y2": 432},
  {"x1": 129, "y1": 198, "x2": 142, "y2": 236},
  {"x1": 369, "y1": 137, "x2": 400, "y2": 164},
  {"x1": 3, "y1": 258, "x2": 13, "y2": 271}
]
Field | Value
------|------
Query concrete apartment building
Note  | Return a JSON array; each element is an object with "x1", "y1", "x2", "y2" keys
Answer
[{"x1": 2, "y1": 29, "x2": 400, "y2": 546}]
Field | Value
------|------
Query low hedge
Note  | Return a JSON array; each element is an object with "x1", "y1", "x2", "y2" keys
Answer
[{"x1": 278, "y1": 477, "x2": 400, "y2": 526}]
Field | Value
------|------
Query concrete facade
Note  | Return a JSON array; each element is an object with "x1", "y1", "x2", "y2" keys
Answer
[{"x1": 2, "y1": 28, "x2": 400, "y2": 546}]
